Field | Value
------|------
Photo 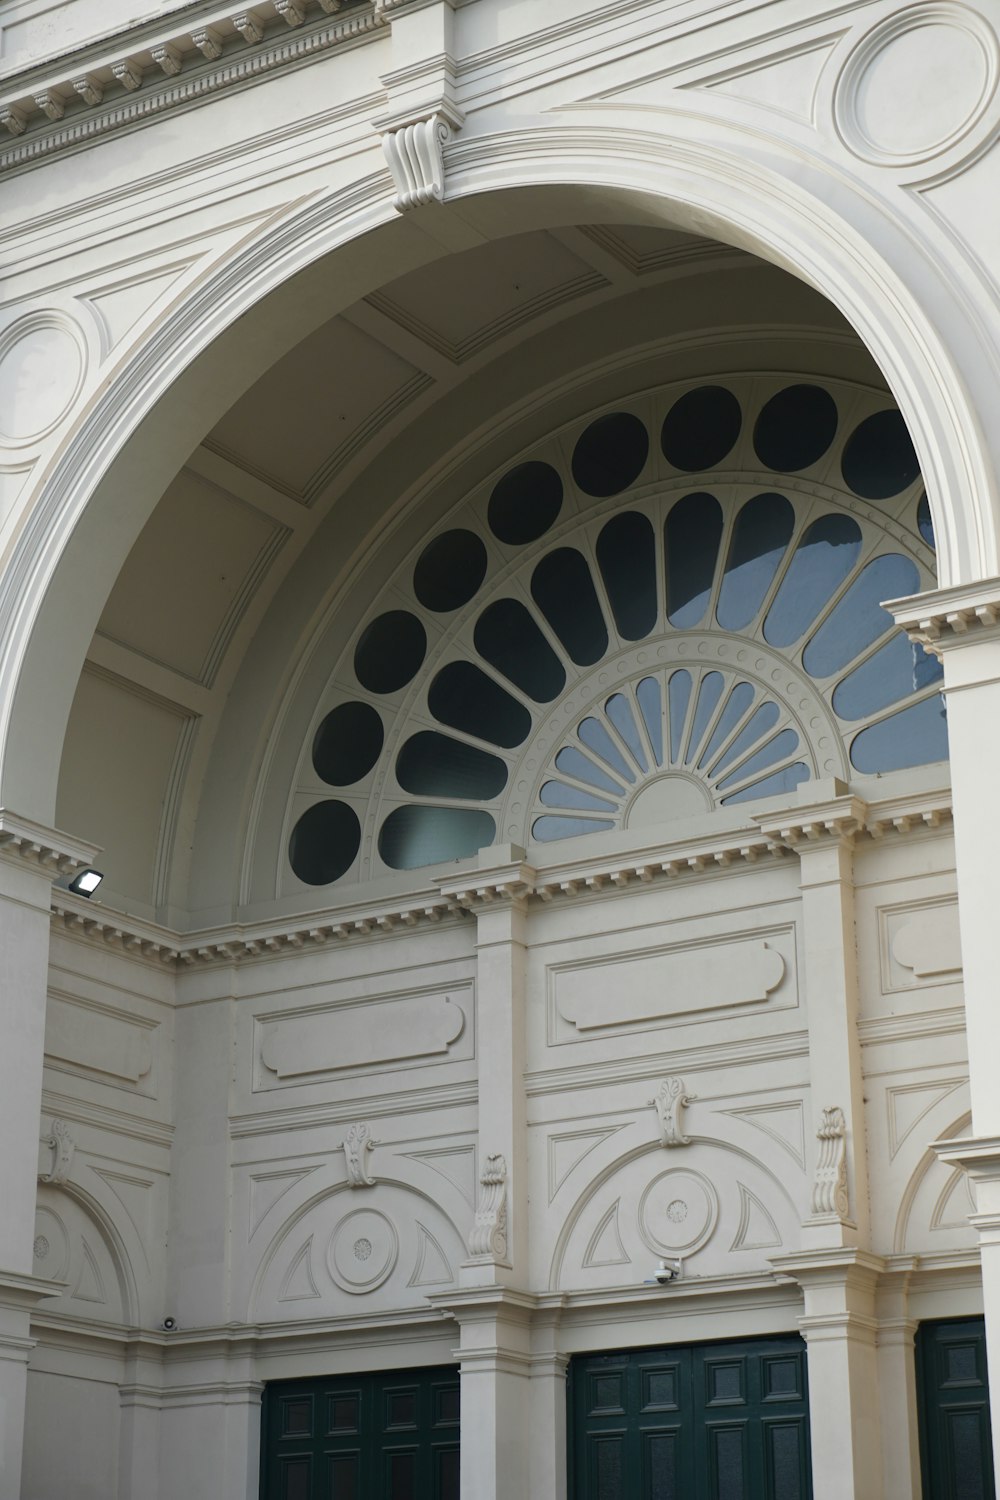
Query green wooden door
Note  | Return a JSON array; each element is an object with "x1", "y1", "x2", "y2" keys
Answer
[
  {"x1": 261, "y1": 1365, "x2": 459, "y2": 1500},
  {"x1": 571, "y1": 1336, "x2": 811, "y2": 1500},
  {"x1": 918, "y1": 1319, "x2": 995, "y2": 1500}
]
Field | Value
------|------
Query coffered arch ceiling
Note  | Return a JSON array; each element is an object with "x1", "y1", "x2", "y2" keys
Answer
[{"x1": 54, "y1": 218, "x2": 933, "y2": 924}]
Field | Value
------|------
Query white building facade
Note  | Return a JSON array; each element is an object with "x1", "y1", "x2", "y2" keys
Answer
[{"x1": 1, "y1": 0, "x2": 999, "y2": 1496}]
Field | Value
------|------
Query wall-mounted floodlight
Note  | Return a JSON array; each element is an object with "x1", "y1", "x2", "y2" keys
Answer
[{"x1": 68, "y1": 868, "x2": 103, "y2": 898}]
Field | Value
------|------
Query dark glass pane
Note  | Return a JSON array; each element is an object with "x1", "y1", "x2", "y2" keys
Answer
[
  {"x1": 474, "y1": 598, "x2": 566, "y2": 702},
  {"x1": 647, "y1": 1432, "x2": 678, "y2": 1500},
  {"x1": 413, "y1": 529, "x2": 488, "y2": 612},
  {"x1": 396, "y1": 731, "x2": 507, "y2": 800},
  {"x1": 379, "y1": 805, "x2": 495, "y2": 869},
  {"x1": 579, "y1": 715, "x2": 635, "y2": 781},
  {"x1": 841, "y1": 409, "x2": 920, "y2": 499},
  {"x1": 329, "y1": 1453, "x2": 358, "y2": 1500},
  {"x1": 668, "y1": 670, "x2": 693, "y2": 762},
  {"x1": 531, "y1": 549, "x2": 608, "y2": 664},
  {"x1": 289, "y1": 800, "x2": 361, "y2": 885},
  {"x1": 438, "y1": 1447, "x2": 460, "y2": 1500},
  {"x1": 717, "y1": 728, "x2": 799, "y2": 790},
  {"x1": 572, "y1": 411, "x2": 649, "y2": 497},
  {"x1": 354, "y1": 610, "x2": 427, "y2": 694},
  {"x1": 280, "y1": 1457, "x2": 311, "y2": 1500},
  {"x1": 386, "y1": 1391, "x2": 417, "y2": 1428},
  {"x1": 330, "y1": 1396, "x2": 359, "y2": 1432},
  {"x1": 664, "y1": 493, "x2": 723, "y2": 627},
  {"x1": 281, "y1": 1397, "x2": 312, "y2": 1437},
  {"x1": 713, "y1": 1427, "x2": 745, "y2": 1500},
  {"x1": 540, "y1": 780, "x2": 616, "y2": 812},
  {"x1": 488, "y1": 461, "x2": 563, "y2": 545},
  {"x1": 597, "y1": 511, "x2": 657, "y2": 639},
  {"x1": 532, "y1": 814, "x2": 615, "y2": 841},
  {"x1": 763, "y1": 514, "x2": 862, "y2": 648},
  {"x1": 313, "y1": 702, "x2": 383, "y2": 786},
  {"x1": 753, "y1": 383, "x2": 838, "y2": 472},
  {"x1": 388, "y1": 1451, "x2": 416, "y2": 1500},
  {"x1": 832, "y1": 632, "x2": 941, "y2": 720},
  {"x1": 918, "y1": 492, "x2": 936, "y2": 548},
  {"x1": 637, "y1": 678, "x2": 663, "y2": 765},
  {"x1": 686, "y1": 672, "x2": 724, "y2": 762},
  {"x1": 554, "y1": 745, "x2": 623, "y2": 794},
  {"x1": 769, "y1": 1424, "x2": 803, "y2": 1500},
  {"x1": 661, "y1": 384, "x2": 742, "y2": 471},
  {"x1": 716, "y1": 492, "x2": 795, "y2": 631},
  {"x1": 850, "y1": 696, "x2": 948, "y2": 772},
  {"x1": 436, "y1": 1387, "x2": 460, "y2": 1425},
  {"x1": 721, "y1": 761, "x2": 810, "y2": 804},
  {"x1": 802, "y1": 553, "x2": 919, "y2": 678},
  {"x1": 947, "y1": 1412, "x2": 987, "y2": 1500},
  {"x1": 594, "y1": 1435, "x2": 624, "y2": 1500},
  {"x1": 710, "y1": 701, "x2": 781, "y2": 775},
  {"x1": 428, "y1": 661, "x2": 531, "y2": 747},
  {"x1": 607, "y1": 693, "x2": 648, "y2": 771},
  {"x1": 698, "y1": 682, "x2": 755, "y2": 770}
]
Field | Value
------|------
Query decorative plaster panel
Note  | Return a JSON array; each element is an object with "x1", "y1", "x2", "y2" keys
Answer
[
  {"x1": 880, "y1": 898, "x2": 962, "y2": 992},
  {"x1": 44, "y1": 992, "x2": 156, "y2": 1093}
]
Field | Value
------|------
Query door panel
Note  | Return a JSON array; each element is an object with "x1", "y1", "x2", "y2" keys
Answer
[{"x1": 918, "y1": 1320, "x2": 995, "y2": 1500}]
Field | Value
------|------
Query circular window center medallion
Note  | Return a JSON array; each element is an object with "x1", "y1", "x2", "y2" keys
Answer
[
  {"x1": 33, "y1": 1235, "x2": 50, "y2": 1260},
  {"x1": 328, "y1": 1209, "x2": 398, "y2": 1293},
  {"x1": 639, "y1": 1168, "x2": 719, "y2": 1256},
  {"x1": 666, "y1": 1199, "x2": 688, "y2": 1224}
]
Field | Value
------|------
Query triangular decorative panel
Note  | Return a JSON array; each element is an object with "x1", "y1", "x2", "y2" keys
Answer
[
  {"x1": 80, "y1": 262, "x2": 194, "y2": 358},
  {"x1": 94, "y1": 1168, "x2": 153, "y2": 1247},
  {"x1": 583, "y1": 1199, "x2": 630, "y2": 1268},
  {"x1": 278, "y1": 1237, "x2": 321, "y2": 1302},
  {"x1": 690, "y1": 38, "x2": 839, "y2": 125},
  {"x1": 888, "y1": 1080, "x2": 965, "y2": 1158},
  {"x1": 548, "y1": 1127, "x2": 623, "y2": 1202},
  {"x1": 408, "y1": 1223, "x2": 453, "y2": 1288},
  {"x1": 931, "y1": 1167, "x2": 976, "y2": 1232},
  {"x1": 249, "y1": 1168, "x2": 316, "y2": 1238},
  {"x1": 403, "y1": 1147, "x2": 477, "y2": 1207},
  {"x1": 73, "y1": 1237, "x2": 107, "y2": 1304},
  {"x1": 730, "y1": 1183, "x2": 782, "y2": 1251},
  {"x1": 726, "y1": 1103, "x2": 806, "y2": 1167}
]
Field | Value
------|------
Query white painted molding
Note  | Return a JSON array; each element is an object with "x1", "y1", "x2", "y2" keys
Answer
[
  {"x1": 810, "y1": 1106, "x2": 850, "y2": 1219},
  {"x1": 38, "y1": 1118, "x2": 75, "y2": 1184},
  {"x1": 379, "y1": 109, "x2": 461, "y2": 212},
  {"x1": 469, "y1": 1153, "x2": 508, "y2": 1260},
  {"x1": 0, "y1": 809, "x2": 100, "y2": 877},
  {"x1": 650, "y1": 1077, "x2": 695, "y2": 1148},
  {"x1": 342, "y1": 1122, "x2": 378, "y2": 1188},
  {"x1": 888, "y1": 577, "x2": 1000, "y2": 658}
]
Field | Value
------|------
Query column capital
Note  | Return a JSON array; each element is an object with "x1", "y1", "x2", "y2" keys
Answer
[{"x1": 887, "y1": 578, "x2": 1000, "y2": 660}]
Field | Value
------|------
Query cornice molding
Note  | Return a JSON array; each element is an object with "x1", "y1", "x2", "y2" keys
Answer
[
  {"x1": 888, "y1": 579, "x2": 1000, "y2": 659},
  {"x1": 0, "y1": 809, "x2": 100, "y2": 878}
]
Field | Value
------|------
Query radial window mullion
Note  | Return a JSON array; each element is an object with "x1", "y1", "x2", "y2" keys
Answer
[
  {"x1": 601, "y1": 700, "x2": 649, "y2": 782},
  {"x1": 690, "y1": 672, "x2": 737, "y2": 771},
  {"x1": 713, "y1": 727, "x2": 802, "y2": 794},
  {"x1": 626, "y1": 678, "x2": 661, "y2": 771},
  {"x1": 701, "y1": 686, "x2": 767, "y2": 774}
]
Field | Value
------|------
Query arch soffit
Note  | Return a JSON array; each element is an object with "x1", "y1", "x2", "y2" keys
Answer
[{"x1": 1, "y1": 113, "x2": 992, "y2": 824}]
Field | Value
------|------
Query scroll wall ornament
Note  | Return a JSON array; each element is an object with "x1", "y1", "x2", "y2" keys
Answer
[
  {"x1": 811, "y1": 1106, "x2": 849, "y2": 1217},
  {"x1": 650, "y1": 1076, "x2": 696, "y2": 1148},
  {"x1": 39, "y1": 1119, "x2": 75, "y2": 1184},
  {"x1": 469, "y1": 1153, "x2": 508, "y2": 1259},
  {"x1": 342, "y1": 1122, "x2": 377, "y2": 1188},
  {"x1": 379, "y1": 109, "x2": 462, "y2": 213}
]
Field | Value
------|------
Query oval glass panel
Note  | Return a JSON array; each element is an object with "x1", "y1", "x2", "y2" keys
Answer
[
  {"x1": 685, "y1": 671, "x2": 725, "y2": 762},
  {"x1": 428, "y1": 661, "x2": 531, "y2": 748},
  {"x1": 554, "y1": 745, "x2": 624, "y2": 794},
  {"x1": 802, "y1": 554, "x2": 920, "y2": 678},
  {"x1": 532, "y1": 814, "x2": 615, "y2": 842},
  {"x1": 716, "y1": 492, "x2": 795, "y2": 631},
  {"x1": 664, "y1": 493, "x2": 724, "y2": 627},
  {"x1": 396, "y1": 731, "x2": 508, "y2": 799},
  {"x1": 312, "y1": 701, "x2": 384, "y2": 785},
  {"x1": 697, "y1": 682, "x2": 756, "y2": 769},
  {"x1": 474, "y1": 598, "x2": 565, "y2": 702},
  {"x1": 413, "y1": 529, "x2": 488, "y2": 612},
  {"x1": 668, "y1": 669, "x2": 693, "y2": 762},
  {"x1": 660, "y1": 385, "x2": 742, "y2": 471},
  {"x1": 763, "y1": 515, "x2": 862, "y2": 648},
  {"x1": 539, "y1": 781, "x2": 616, "y2": 812},
  {"x1": 289, "y1": 800, "x2": 361, "y2": 885},
  {"x1": 571, "y1": 411, "x2": 649, "y2": 497},
  {"x1": 596, "y1": 511, "x2": 657, "y2": 640},
  {"x1": 832, "y1": 633, "x2": 942, "y2": 721},
  {"x1": 606, "y1": 692, "x2": 648, "y2": 772},
  {"x1": 578, "y1": 716, "x2": 634, "y2": 782},
  {"x1": 354, "y1": 610, "x2": 427, "y2": 694},
  {"x1": 636, "y1": 677, "x2": 663, "y2": 765},
  {"x1": 841, "y1": 410, "x2": 920, "y2": 499},
  {"x1": 488, "y1": 461, "x2": 563, "y2": 545},
  {"x1": 531, "y1": 548, "x2": 608, "y2": 665},
  {"x1": 753, "y1": 384, "x2": 838, "y2": 472},
  {"x1": 850, "y1": 696, "x2": 948, "y2": 773},
  {"x1": 379, "y1": 806, "x2": 495, "y2": 870}
]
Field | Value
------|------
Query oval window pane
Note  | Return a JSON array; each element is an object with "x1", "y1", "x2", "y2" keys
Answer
[
  {"x1": 312, "y1": 701, "x2": 383, "y2": 785},
  {"x1": 668, "y1": 669, "x2": 693, "y2": 762},
  {"x1": 717, "y1": 728, "x2": 800, "y2": 791},
  {"x1": 661, "y1": 385, "x2": 742, "y2": 471},
  {"x1": 354, "y1": 610, "x2": 427, "y2": 694},
  {"x1": 413, "y1": 529, "x2": 488, "y2": 612},
  {"x1": 850, "y1": 696, "x2": 948, "y2": 773},
  {"x1": 716, "y1": 492, "x2": 794, "y2": 631},
  {"x1": 571, "y1": 411, "x2": 649, "y2": 497},
  {"x1": 764, "y1": 515, "x2": 862, "y2": 648},
  {"x1": 665, "y1": 493, "x2": 724, "y2": 627},
  {"x1": 685, "y1": 671, "x2": 725, "y2": 763},
  {"x1": 428, "y1": 661, "x2": 531, "y2": 748},
  {"x1": 597, "y1": 511, "x2": 657, "y2": 640},
  {"x1": 531, "y1": 548, "x2": 608, "y2": 665},
  {"x1": 753, "y1": 384, "x2": 838, "y2": 472},
  {"x1": 474, "y1": 598, "x2": 566, "y2": 702},
  {"x1": 539, "y1": 781, "x2": 616, "y2": 812},
  {"x1": 606, "y1": 693, "x2": 648, "y2": 771},
  {"x1": 832, "y1": 633, "x2": 942, "y2": 721},
  {"x1": 722, "y1": 762, "x2": 810, "y2": 805},
  {"x1": 396, "y1": 731, "x2": 508, "y2": 800},
  {"x1": 579, "y1": 716, "x2": 635, "y2": 782},
  {"x1": 803, "y1": 553, "x2": 920, "y2": 678},
  {"x1": 554, "y1": 745, "x2": 624, "y2": 794},
  {"x1": 532, "y1": 814, "x2": 615, "y2": 842},
  {"x1": 289, "y1": 801, "x2": 361, "y2": 885},
  {"x1": 379, "y1": 806, "x2": 495, "y2": 870},
  {"x1": 841, "y1": 410, "x2": 920, "y2": 499},
  {"x1": 636, "y1": 677, "x2": 663, "y2": 765},
  {"x1": 488, "y1": 461, "x2": 563, "y2": 545}
]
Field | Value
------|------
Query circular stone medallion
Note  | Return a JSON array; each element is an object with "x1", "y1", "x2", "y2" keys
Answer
[
  {"x1": 0, "y1": 315, "x2": 85, "y2": 445},
  {"x1": 328, "y1": 1208, "x2": 398, "y2": 1293},
  {"x1": 639, "y1": 1168, "x2": 719, "y2": 1256}
]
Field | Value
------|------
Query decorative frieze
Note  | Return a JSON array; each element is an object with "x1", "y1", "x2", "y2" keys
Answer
[
  {"x1": 888, "y1": 577, "x2": 1000, "y2": 659},
  {"x1": 469, "y1": 1154, "x2": 508, "y2": 1260},
  {"x1": 342, "y1": 1122, "x2": 378, "y2": 1188},
  {"x1": 650, "y1": 1077, "x2": 695, "y2": 1148},
  {"x1": 811, "y1": 1106, "x2": 849, "y2": 1218}
]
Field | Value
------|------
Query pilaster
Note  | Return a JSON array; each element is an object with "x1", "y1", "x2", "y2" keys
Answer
[{"x1": 875, "y1": 1257, "x2": 922, "y2": 1500}]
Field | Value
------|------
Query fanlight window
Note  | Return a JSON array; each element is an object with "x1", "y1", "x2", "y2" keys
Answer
[{"x1": 287, "y1": 378, "x2": 943, "y2": 888}]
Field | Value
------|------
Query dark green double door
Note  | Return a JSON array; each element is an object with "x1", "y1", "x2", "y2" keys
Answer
[
  {"x1": 571, "y1": 1337, "x2": 811, "y2": 1500},
  {"x1": 918, "y1": 1319, "x2": 995, "y2": 1499},
  {"x1": 261, "y1": 1366, "x2": 459, "y2": 1500}
]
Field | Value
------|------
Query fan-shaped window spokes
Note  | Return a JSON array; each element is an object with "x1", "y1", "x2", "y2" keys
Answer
[
  {"x1": 597, "y1": 511, "x2": 657, "y2": 640},
  {"x1": 721, "y1": 762, "x2": 810, "y2": 805},
  {"x1": 578, "y1": 716, "x2": 635, "y2": 783},
  {"x1": 571, "y1": 411, "x2": 649, "y2": 497},
  {"x1": 710, "y1": 701, "x2": 781, "y2": 776},
  {"x1": 661, "y1": 385, "x2": 742, "y2": 471},
  {"x1": 697, "y1": 682, "x2": 756, "y2": 770},
  {"x1": 684, "y1": 671, "x2": 725, "y2": 765},
  {"x1": 763, "y1": 514, "x2": 862, "y2": 648},
  {"x1": 488, "y1": 461, "x2": 563, "y2": 545},
  {"x1": 716, "y1": 727, "x2": 800, "y2": 792},
  {"x1": 396, "y1": 731, "x2": 508, "y2": 800},
  {"x1": 531, "y1": 548, "x2": 608, "y2": 665},
  {"x1": 665, "y1": 493, "x2": 724, "y2": 628},
  {"x1": 539, "y1": 781, "x2": 617, "y2": 813},
  {"x1": 636, "y1": 677, "x2": 664, "y2": 765},
  {"x1": 667, "y1": 669, "x2": 693, "y2": 763},
  {"x1": 554, "y1": 745, "x2": 625, "y2": 795},
  {"x1": 753, "y1": 384, "x2": 838, "y2": 472},
  {"x1": 532, "y1": 814, "x2": 616, "y2": 842},
  {"x1": 803, "y1": 553, "x2": 920, "y2": 679},
  {"x1": 716, "y1": 492, "x2": 795, "y2": 631},
  {"x1": 832, "y1": 633, "x2": 942, "y2": 721},
  {"x1": 379, "y1": 806, "x2": 495, "y2": 870},
  {"x1": 474, "y1": 598, "x2": 566, "y2": 702},
  {"x1": 850, "y1": 696, "x2": 948, "y2": 774},
  {"x1": 606, "y1": 692, "x2": 649, "y2": 773},
  {"x1": 841, "y1": 410, "x2": 920, "y2": 500},
  {"x1": 428, "y1": 661, "x2": 531, "y2": 747}
]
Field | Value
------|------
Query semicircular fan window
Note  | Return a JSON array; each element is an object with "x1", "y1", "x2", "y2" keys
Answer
[{"x1": 287, "y1": 378, "x2": 944, "y2": 887}]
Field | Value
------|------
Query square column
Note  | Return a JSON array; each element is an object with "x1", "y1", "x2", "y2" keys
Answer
[{"x1": 876, "y1": 1258, "x2": 922, "y2": 1500}]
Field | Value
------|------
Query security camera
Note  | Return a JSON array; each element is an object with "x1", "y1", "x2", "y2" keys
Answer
[
  {"x1": 645, "y1": 1259, "x2": 683, "y2": 1286},
  {"x1": 161, "y1": 1316, "x2": 177, "y2": 1331}
]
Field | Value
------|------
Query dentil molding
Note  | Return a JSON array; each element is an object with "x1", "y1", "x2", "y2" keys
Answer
[{"x1": 889, "y1": 578, "x2": 1000, "y2": 658}]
